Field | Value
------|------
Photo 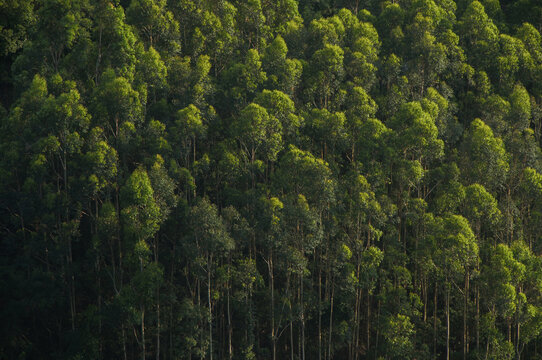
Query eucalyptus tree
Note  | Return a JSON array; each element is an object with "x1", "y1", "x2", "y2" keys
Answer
[
  {"x1": 188, "y1": 198, "x2": 234, "y2": 360},
  {"x1": 460, "y1": 119, "x2": 509, "y2": 194},
  {"x1": 430, "y1": 215, "x2": 479, "y2": 360}
]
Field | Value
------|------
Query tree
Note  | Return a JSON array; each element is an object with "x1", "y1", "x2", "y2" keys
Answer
[
  {"x1": 344, "y1": 86, "x2": 378, "y2": 162},
  {"x1": 135, "y1": 46, "x2": 167, "y2": 104},
  {"x1": 382, "y1": 313, "x2": 415, "y2": 359},
  {"x1": 91, "y1": 1, "x2": 137, "y2": 83},
  {"x1": 126, "y1": 0, "x2": 180, "y2": 53},
  {"x1": 462, "y1": 183, "x2": 502, "y2": 241},
  {"x1": 91, "y1": 69, "x2": 143, "y2": 142},
  {"x1": 304, "y1": 108, "x2": 346, "y2": 162},
  {"x1": 460, "y1": 119, "x2": 509, "y2": 193},
  {"x1": 222, "y1": 49, "x2": 267, "y2": 109},
  {"x1": 518, "y1": 168, "x2": 542, "y2": 251},
  {"x1": 189, "y1": 198, "x2": 234, "y2": 360},
  {"x1": 262, "y1": 35, "x2": 303, "y2": 96},
  {"x1": 430, "y1": 214, "x2": 479, "y2": 360},
  {"x1": 458, "y1": 1, "x2": 499, "y2": 73},
  {"x1": 0, "y1": 0, "x2": 34, "y2": 56},
  {"x1": 389, "y1": 101, "x2": 444, "y2": 164},
  {"x1": 171, "y1": 104, "x2": 207, "y2": 169},
  {"x1": 305, "y1": 44, "x2": 345, "y2": 110},
  {"x1": 230, "y1": 103, "x2": 282, "y2": 183},
  {"x1": 233, "y1": 0, "x2": 271, "y2": 51},
  {"x1": 254, "y1": 89, "x2": 300, "y2": 143}
]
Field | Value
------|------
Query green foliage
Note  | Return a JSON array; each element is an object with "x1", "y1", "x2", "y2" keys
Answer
[
  {"x1": 4, "y1": 1, "x2": 542, "y2": 360},
  {"x1": 190, "y1": 197, "x2": 234, "y2": 254},
  {"x1": 121, "y1": 167, "x2": 161, "y2": 242},
  {"x1": 460, "y1": 118, "x2": 509, "y2": 192},
  {"x1": 126, "y1": 0, "x2": 180, "y2": 52},
  {"x1": 231, "y1": 102, "x2": 282, "y2": 163},
  {"x1": 431, "y1": 214, "x2": 479, "y2": 276},
  {"x1": 382, "y1": 314, "x2": 415, "y2": 359}
]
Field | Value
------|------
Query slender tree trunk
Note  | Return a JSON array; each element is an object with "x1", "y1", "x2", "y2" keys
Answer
[
  {"x1": 517, "y1": 323, "x2": 521, "y2": 360},
  {"x1": 508, "y1": 320, "x2": 512, "y2": 343},
  {"x1": 355, "y1": 286, "x2": 362, "y2": 360},
  {"x1": 486, "y1": 306, "x2": 496, "y2": 360},
  {"x1": 208, "y1": 254, "x2": 213, "y2": 360},
  {"x1": 328, "y1": 281, "x2": 334, "y2": 360},
  {"x1": 477, "y1": 281, "x2": 480, "y2": 354},
  {"x1": 115, "y1": 133, "x2": 126, "y2": 360},
  {"x1": 156, "y1": 256, "x2": 160, "y2": 360},
  {"x1": 464, "y1": 271, "x2": 469, "y2": 360},
  {"x1": 352, "y1": 254, "x2": 362, "y2": 360},
  {"x1": 68, "y1": 237, "x2": 76, "y2": 331},
  {"x1": 290, "y1": 317, "x2": 294, "y2": 360},
  {"x1": 269, "y1": 251, "x2": 276, "y2": 360},
  {"x1": 434, "y1": 281, "x2": 438, "y2": 359},
  {"x1": 63, "y1": 149, "x2": 77, "y2": 333},
  {"x1": 446, "y1": 281, "x2": 450, "y2": 360},
  {"x1": 97, "y1": 249, "x2": 103, "y2": 359},
  {"x1": 228, "y1": 256, "x2": 233, "y2": 360},
  {"x1": 301, "y1": 272, "x2": 305, "y2": 360},
  {"x1": 423, "y1": 274, "x2": 427, "y2": 323},
  {"x1": 122, "y1": 326, "x2": 128, "y2": 360},
  {"x1": 169, "y1": 242, "x2": 176, "y2": 360},
  {"x1": 318, "y1": 260, "x2": 322, "y2": 360},
  {"x1": 198, "y1": 276, "x2": 202, "y2": 360},
  {"x1": 367, "y1": 291, "x2": 371, "y2": 352},
  {"x1": 95, "y1": 24, "x2": 102, "y2": 84},
  {"x1": 141, "y1": 257, "x2": 146, "y2": 360},
  {"x1": 374, "y1": 299, "x2": 381, "y2": 360},
  {"x1": 287, "y1": 272, "x2": 294, "y2": 360},
  {"x1": 141, "y1": 308, "x2": 146, "y2": 360}
]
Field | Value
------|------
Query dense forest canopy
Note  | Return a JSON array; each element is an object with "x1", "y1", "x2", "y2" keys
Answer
[{"x1": 3, "y1": 0, "x2": 542, "y2": 359}]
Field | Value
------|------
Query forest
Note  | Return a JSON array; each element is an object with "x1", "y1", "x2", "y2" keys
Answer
[{"x1": 2, "y1": 0, "x2": 542, "y2": 359}]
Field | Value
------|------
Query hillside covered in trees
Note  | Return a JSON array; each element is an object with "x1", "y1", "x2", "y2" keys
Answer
[{"x1": 3, "y1": 0, "x2": 542, "y2": 359}]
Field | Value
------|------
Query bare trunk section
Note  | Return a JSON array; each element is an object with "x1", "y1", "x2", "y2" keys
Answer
[
  {"x1": 446, "y1": 281, "x2": 450, "y2": 360},
  {"x1": 269, "y1": 251, "x2": 276, "y2": 360},
  {"x1": 434, "y1": 282, "x2": 438, "y2": 359},
  {"x1": 208, "y1": 254, "x2": 213, "y2": 360},
  {"x1": 228, "y1": 255, "x2": 233, "y2": 360},
  {"x1": 328, "y1": 281, "x2": 334, "y2": 360}
]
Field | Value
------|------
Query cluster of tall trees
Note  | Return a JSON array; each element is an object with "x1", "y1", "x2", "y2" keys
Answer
[{"x1": 3, "y1": 0, "x2": 542, "y2": 359}]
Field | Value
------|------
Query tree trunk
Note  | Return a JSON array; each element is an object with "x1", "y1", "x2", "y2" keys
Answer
[
  {"x1": 141, "y1": 257, "x2": 146, "y2": 360},
  {"x1": 141, "y1": 307, "x2": 146, "y2": 360},
  {"x1": 228, "y1": 256, "x2": 233, "y2": 360},
  {"x1": 508, "y1": 320, "x2": 511, "y2": 343},
  {"x1": 476, "y1": 282, "x2": 480, "y2": 354},
  {"x1": 122, "y1": 326, "x2": 128, "y2": 360},
  {"x1": 328, "y1": 282, "x2": 334, "y2": 360},
  {"x1": 434, "y1": 281, "x2": 438, "y2": 359},
  {"x1": 98, "y1": 255, "x2": 103, "y2": 359},
  {"x1": 446, "y1": 281, "x2": 450, "y2": 360},
  {"x1": 290, "y1": 317, "x2": 294, "y2": 360},
  {"x1": 270, "y1": 251, "x2": 276, "y2": 360},
  {"x1": 374, "y1": 299, "x2": 381, "y2": 360},
  {"x1": 367, "y1": 291, "x2": 371, "y2": 353},
  {"x1": 318, "y1": 260, "x2": 322, "y2": 360},
  {"x1": 208, "y1": 254, "x2": 213, "y2": 360},
  {"x1": 517, "y1": 323, "x2": 521, "y2": 360},
  {"x1": 287, "y1": 272, "x2": 294, "y2": 360},
  {"x1": 301, "y1": 272, "x2": 305, "y2": 360},
  {"x1": 156, "y1": 282, "x2": 160, "y2": 359},
  {"x1": 464, "y1": 271, "x2": 469, "y2": 360},
  {"x1": 423, "y1": 275, "x2": 427, "y2": 323}
]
